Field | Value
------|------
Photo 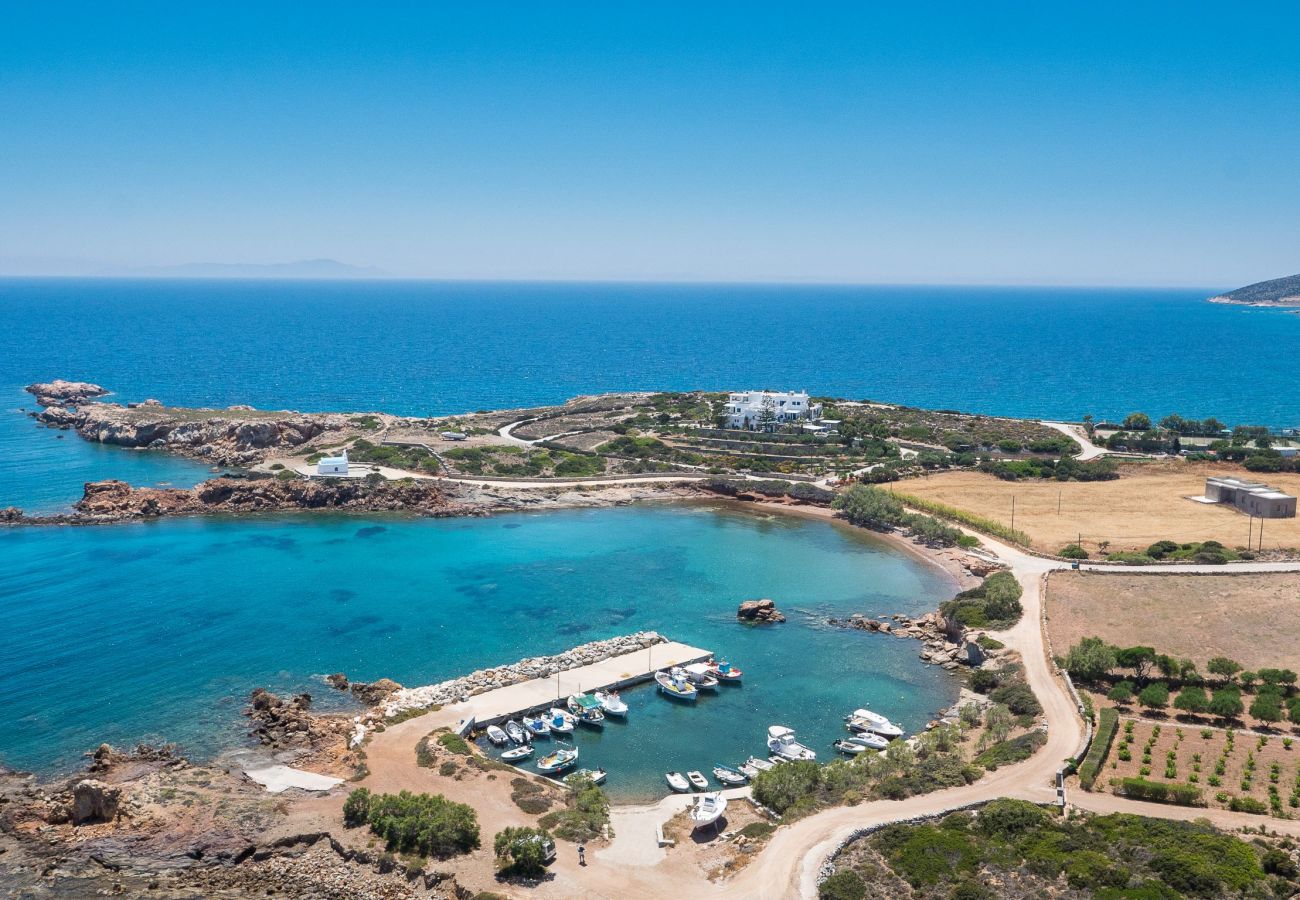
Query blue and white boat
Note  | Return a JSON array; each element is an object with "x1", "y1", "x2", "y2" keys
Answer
[{"x1": 655, "y1": 670, "x2": 698, "y2": 702}]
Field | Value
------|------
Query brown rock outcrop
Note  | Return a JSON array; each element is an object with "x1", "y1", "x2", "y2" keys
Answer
[
  {"x1": 25, "y1": 380, "x2": 108, "y2": 407},
  {"x1": 349, "y1": 678, "x2": 402, "y2": 705},
  {"x1": 737, "y1": 598, "x2": 786, "y2": 624},
  {"x1": 70, "y1": 779, "x2": 121, "y2": 824}
]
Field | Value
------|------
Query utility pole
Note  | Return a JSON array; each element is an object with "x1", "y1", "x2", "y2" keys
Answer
[
  {"x1": 1248, "y1": 516, "x2": 1254, "y2": 549},
  {"x1": 1259, "y1": 517, "x2": 1265, "y2": 552},
  {"x1": 1057, "y1": 490, "x2": 1062, "y2": 515},
  {"x1": 1011, "y1": 495, "x2": 1016, "y2": 533}
]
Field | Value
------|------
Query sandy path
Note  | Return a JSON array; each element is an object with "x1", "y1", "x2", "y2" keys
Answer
[{"x1": 1040, "y1": 420, "x2": 1109, "y2": 460}]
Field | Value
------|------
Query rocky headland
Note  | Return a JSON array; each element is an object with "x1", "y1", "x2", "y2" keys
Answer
[
  {"x1": 828, "y1": 609, "x2": 997, "y2": 672},
  {"x1": 24, "y1": 379, "x2": 109, "y2": 407}
]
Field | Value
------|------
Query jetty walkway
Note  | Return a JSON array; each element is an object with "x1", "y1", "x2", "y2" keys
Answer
[{"x1": 454, "y1": 640, "x2": 711, "y2": 728}]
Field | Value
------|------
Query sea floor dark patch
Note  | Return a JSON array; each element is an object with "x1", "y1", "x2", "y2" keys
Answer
[{"x1": 355, "y1": 526, "x2": 387, "y2": 539}]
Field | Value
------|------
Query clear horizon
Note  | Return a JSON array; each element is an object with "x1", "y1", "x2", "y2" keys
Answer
[{"x1": 2, "y1": 2, "x2": 1297, "y2": 286}]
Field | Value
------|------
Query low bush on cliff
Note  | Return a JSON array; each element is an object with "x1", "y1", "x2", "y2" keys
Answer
[
  {"x1": 537, "y1": 774, "x2": 610, "y2": 842},
  {"x1": 342, "y1": 788, "x2": 480, "y2": 858}
]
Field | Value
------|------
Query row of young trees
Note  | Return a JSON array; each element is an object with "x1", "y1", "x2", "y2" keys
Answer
[{"x1": 1064, "y1": 637, "x2": 1300, "y2": 724}]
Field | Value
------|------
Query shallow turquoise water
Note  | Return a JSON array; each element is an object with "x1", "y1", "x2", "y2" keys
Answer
[{"x1": 0, "y1": 503, "x2": 957, "y2": 799}]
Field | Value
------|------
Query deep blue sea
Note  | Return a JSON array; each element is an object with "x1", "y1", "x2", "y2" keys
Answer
[{"x1": 1, "y1": 277, "x2": 1294, "y2": 798}]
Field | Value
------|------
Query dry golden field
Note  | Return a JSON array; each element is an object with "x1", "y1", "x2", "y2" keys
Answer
[
  {"x1": 1046, "y1": 571, "x2": 1300, "y2": 671},
  {"x1": 893, "y1": 461, "x2": 1300, "y2": 554}
]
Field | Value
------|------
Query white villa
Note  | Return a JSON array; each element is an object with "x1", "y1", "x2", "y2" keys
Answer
[
  {"x1": 316, "y1": 450, "x2": 350, "y2": 476},
  {"x1": 724, "y1": 390, "x2": 823, "y2": 430}
]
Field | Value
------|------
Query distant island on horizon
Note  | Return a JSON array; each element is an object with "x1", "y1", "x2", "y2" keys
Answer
[{"x1": 1208, "y1": 272, "x2": 1300, "y2": 307}]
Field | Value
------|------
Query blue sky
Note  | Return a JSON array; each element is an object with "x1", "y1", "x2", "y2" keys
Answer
[{"x1": 1, "y1": 2, "x2": 1297, "y2": 286}]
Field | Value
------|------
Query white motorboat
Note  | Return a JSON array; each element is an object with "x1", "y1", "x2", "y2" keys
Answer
[
  {"x1": 767, "y1": 725, "x2": 816, "y2": 761},
  {"x1": 846, "y1": 731, "x2": 890, "y2": 751},
  {"x1": 768, "y1": 756, "x2": 788, "y2": 766},
  {"x1": 570, "y1": 767, "x2": 607, "y2": 786},
  {"x1": 833, "y1": 739, "x2": 867, "y2": 755},
  {"x1": 680, "y1": 663, "x2": 720, "y2": 691},
  {"x1": 687, "y1": 770, "x2": 709, "y2": 790},
  {"x1": 745, "y1": 756, "x2": 775, "y2": 773},
  {"x1": 501, "y1": 744, "x2": 534, "y2": 762},
  {"x1": 567, "y1": 694, "x2": 606, "y2": 727},
  {"x1": 689, "y1": 793, "x2": 728, "y2": 829},
  {"x1": 522, "y1": 715, "x2": 551, "y2": 738},
  {"x1": 738, "y1": 761, "x2": 760, "y2": 779},
  {"x1": 536, "y1": 744, "x2": 579, "y2": 774},
  {"x1": 665, "y1": 771, "x2": 691, "y2": 793},
  {"x1": 593, "y1": 689, "x2": 628, "y2": 717},
  {"x1": 504, "y1": 720, "x2": 528, "y2": 744},
  {"x1": 845, "y1": 707, "x2": 904, "y2": 738},
  {"x1": 485, "y1": 725, "x2": 509, "y2": 746},
  {"x1": 655, "y1": 670, "x2": 698, "y2": 702},
  {"x1": 712, "y1": 764, "x2": 748, "y2": 786},
  {"x1": 548, "y1": 708, "x2": 577, "y2": 733}
]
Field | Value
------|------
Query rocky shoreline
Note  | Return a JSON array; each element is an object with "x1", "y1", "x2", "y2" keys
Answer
[{"x1": 828, "y1": 609, "x2": 995, "y2": 672}]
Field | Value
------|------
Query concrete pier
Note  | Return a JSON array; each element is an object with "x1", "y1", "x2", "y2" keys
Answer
[{"x1": 454, "y1": 640, "x2": 711, "y2": 727}]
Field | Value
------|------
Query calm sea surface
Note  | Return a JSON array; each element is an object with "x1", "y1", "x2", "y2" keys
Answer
[{"x1": 0, "y1": 278, "x2": 1292, "y2": 797}]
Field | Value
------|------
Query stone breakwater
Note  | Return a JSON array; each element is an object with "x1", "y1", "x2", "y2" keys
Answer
[{"x1": 383, "y1": 631, "x2": 666, "y2": 717}]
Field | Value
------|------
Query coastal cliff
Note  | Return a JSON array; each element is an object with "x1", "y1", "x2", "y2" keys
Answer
[
  {"x1": 33, "y1": 401, "x2": 353, "y2": 467},
  {"x1": 4, "y1": 476, "x2": 471, "y2": 524},
  {"x1": 1208, "y1": 273, "x2": 1300, "y2": 307}
]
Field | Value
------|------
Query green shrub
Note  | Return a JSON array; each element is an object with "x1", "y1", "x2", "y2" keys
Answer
[
  {"x1": 1227, "y1": 795, "x2": 1268, "y2": 814},
  {"x1": 975, "y1": 730, "x2": 1047, "y2": 771},
  {"x1": 888, "y1": 491, "x2": 1032, "y2": 546},
  {"x1": 493, "y1": 825, "x2": 553, "y2": 875},
  {"x1": 343, "y1": 787, "x2": 372, "y2": 827},
  {"x1": 738, "y1": 821, "x2": 775, "y2": 840},
  {"x1": 818, "y1": 869, "x2": 867, "y2": 900},
  {"x1": 1059, "y1": 543, "x2": 1089, "y2": 559},
  {"x1": 1109, "y1": 777, "x2": 1202, "y2": 806},
  {"x1": 752, "y1": 759, "x2": 823, "y2": 814},
  {"x1": 873, "y1": 823, "x2": 979, "y2": 887},
  {"x1": 354, "y1": 789, "x2": 480, "y2": 857},
  {"x1": 989, "y1": 681, "x2": 1042, "y2": 716},
  {"x1": 437, "y1": 731, "x2": 472, "y2": 756},
  {"x1": 536, "y1": 776, "x2": 610, "y2": 842},
  {"x1": 1079, "y1": 708, "x2": 1119, "y2": 790}
]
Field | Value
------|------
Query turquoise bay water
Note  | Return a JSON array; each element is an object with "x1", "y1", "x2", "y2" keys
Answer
[{"x1": 0, "y1": 503, "x2": 956, "y2": 799}]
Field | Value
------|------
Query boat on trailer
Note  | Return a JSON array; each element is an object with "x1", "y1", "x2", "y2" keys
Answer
[
  {"x1": 665, "y1": 771, "x2": 690, "y2": 793},
  {"x1": 689, "y1": 793, "x2": 728, "y2": 829},
  {"x1": 767, "y1": 725, "x2": 817, "y2": 761},
  {"x1": 655, "y1": 670, "x2": 698, "y2": 702},
  {"x1": 712, "y1": 764, "x2": 748, "y2": 786},
  {"x1": 593, "y1": 689, "x2": 628, "y2": 717},
  {"x1": 567, "y1": 693, "x2": 606, "y2": 727},
  {"x1": 536, "y1": 744, "x2": 579, "y2": 774}
]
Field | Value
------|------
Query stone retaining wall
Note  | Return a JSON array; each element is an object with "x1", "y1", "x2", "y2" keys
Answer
[{"x1": 383, "y1": 631, "x2": 666, "y2": 717}]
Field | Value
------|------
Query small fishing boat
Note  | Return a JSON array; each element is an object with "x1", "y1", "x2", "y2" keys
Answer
[
  {"x1": 570, "y1": 767, "x2": 607, "y2": 786},
  {"x1": 548, "y1": 708, "x2": 577, "y2": 733},
  {"x1": 687, "y1": 770, "x2": 709, "y2": 790},
  {"x1": 833, "y1": 739, "x2": 868, "y2": 755},
  {"x1": 712, "y1": 764, "x2": 748, "y2": 786},
  {"x1": 536, "y1": 744, "x2": 579, "y2": 774},
  {"x1": 593, "y1": 689, "x2": 628, "y2": 717},
  {"x1": 522, "y1": 715, "x2": 551, "y2": 738},
  {"x1": 767, "y1": 725, "x2": 816, "y2": 761},
  {"x1": 738, "y1": 761, "x2": 760, "y2": 779},
  {"x1": 655, "y1": 670, "x2": 698, "y2": 702},
  {"x1": 745, "y1": 756, "x2": 775, "y2": 773},
  {"x1": 665, "y1": 771, "x2": 691, "y2": 793},
  {"x1": 485, "y1": 725, "x2": 509, "y2": 746},
  {"x1": 707, "y1": 658, "x2": 744, "y2": 682},
  {"x1": 768, "y1": 756, "x2": 788, "y2": 766},
  {"x1": 845, "y1": 707, "x2": 904, "y2": 738},
  {"x1": 680, "y1": 663, "x2": 720, "y2": 691},
  {"x1": 504, "y1": 720, "x2": 528, "y2": 745},
  {"x1": 501, "y1": 744, "x2": 534, "y2": 762},
  {"x1": 846, "y1": 731, "x2": 890, "y2": 751},
  {"x1": 567, "y1": 694, "x2": 607, "y2": 727},
  {"x1": 689, "y1": 793, "x2": 728, "y2": 829}
]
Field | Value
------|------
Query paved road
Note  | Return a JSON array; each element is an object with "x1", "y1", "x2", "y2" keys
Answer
[{"x1": 1040, "y1": 420, "x2": 1110, "y2": 460}]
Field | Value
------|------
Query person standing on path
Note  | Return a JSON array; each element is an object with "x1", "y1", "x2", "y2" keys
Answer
[{"x1": 578, "y1": 844, "x2": 586, "y2": 866}]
